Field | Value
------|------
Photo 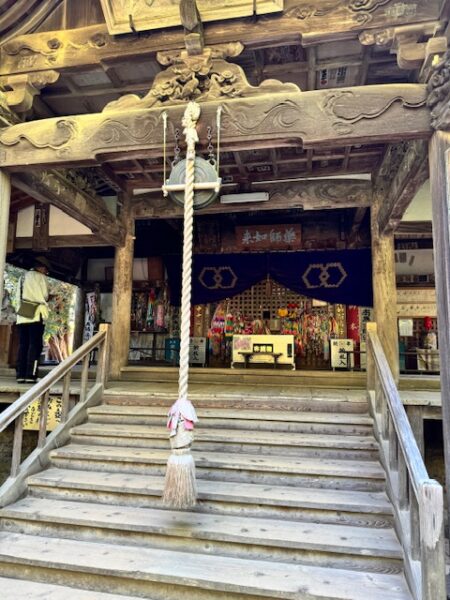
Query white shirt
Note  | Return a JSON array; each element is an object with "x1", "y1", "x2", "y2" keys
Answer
[{"x1": 15, "y1": 270, "x2": 49, "y2": 324}]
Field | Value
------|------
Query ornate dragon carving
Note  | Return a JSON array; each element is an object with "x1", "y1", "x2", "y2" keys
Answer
[
  {"x1": 104, "y1": 46, "x2": 299, "y2": 112},
  {"x1": 427, "y1": 50, "x2": 450, "y2": 131}
]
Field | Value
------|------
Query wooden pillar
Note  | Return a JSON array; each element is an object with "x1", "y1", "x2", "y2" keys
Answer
[
  {"x1": 72, "y1": 286, "x2": 86, "y2": 351},
  {"x1": 371, "y1": 194, "x2": 399, "y2": 383},
  {"x1": 0, "y1": 170, "x2": 11, "y2": 311},
  {"x1": 109, "y1": 198, "x2": 134, "y2": 379},
  {"x1": 429, "y1": 130, "x2": 450, "y2": 518}
]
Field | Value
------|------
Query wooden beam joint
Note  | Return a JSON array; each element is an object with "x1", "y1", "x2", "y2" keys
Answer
[
  {"x1": 13, "y1": 170, "x2": 125, "y2": 247},
  {"x1": 375, "y1": 140, "x2": 428, "y2": 234}
]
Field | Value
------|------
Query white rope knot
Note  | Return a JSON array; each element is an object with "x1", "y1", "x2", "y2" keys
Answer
[{"x1": 172, "y1": 447, "x2": 192, "y2": 456}]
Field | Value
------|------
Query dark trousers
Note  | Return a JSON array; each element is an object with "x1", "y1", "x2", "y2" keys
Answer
[{"x1": 16, "y1": 321, "x2": 45, "y2": 380}]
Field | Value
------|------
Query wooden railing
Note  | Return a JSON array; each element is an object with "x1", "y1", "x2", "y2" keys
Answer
[
  {"x1": 366, "y1": 323, "x2": 445, "y2": 600},
  {"x1": 0, "y1": 324, "x2": 110, "y2": 481}
]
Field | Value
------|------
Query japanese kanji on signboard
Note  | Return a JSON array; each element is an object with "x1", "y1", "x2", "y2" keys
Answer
[{"x1": 235, "y1": 225, "x2": 302, "y2": 251}]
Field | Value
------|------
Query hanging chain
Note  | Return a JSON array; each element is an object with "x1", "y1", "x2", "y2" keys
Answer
[
  {"x1": 162, "y1": 112, "x2": 168, "y2": 188},
  {"x1": 172, "y1": 127, "x2": 181, "y2": 166},
  {"x1": 206, "y1": 126, "x2": 216, "y2": 166},
  {"x1": 216, "y1": 105, "x2": 222, "y2": 177}
]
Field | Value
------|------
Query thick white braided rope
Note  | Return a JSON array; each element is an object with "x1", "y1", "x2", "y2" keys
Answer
[{"x1": 178, "y1": 102, "x2": 201, "y2": 404}]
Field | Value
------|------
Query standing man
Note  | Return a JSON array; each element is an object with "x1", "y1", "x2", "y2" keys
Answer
[{"x1": 15, "y1": 257, "x2": 51, "y2": 383}]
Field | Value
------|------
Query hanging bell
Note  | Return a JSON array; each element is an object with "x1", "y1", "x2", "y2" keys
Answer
[{"x1": 167, "y1": 157, "x2": 219, "y2": 209}]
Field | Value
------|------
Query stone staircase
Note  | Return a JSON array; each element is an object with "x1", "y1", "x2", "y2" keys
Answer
[{"x1": 0, "y1": 389, "x2": 414, "y2": 599}]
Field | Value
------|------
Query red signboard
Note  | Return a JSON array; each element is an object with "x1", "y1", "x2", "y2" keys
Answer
[{"x1": 236, "y1": 224, "x2": 302, "y2": 251}]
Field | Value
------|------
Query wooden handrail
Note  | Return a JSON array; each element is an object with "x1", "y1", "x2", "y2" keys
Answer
[
  {"x1": 0, "y1": 328, "x2": 106, "y2": 433},
  {"x1": 368, "y1": 332, "x2": 429, "y2": 493},
  {"x1": 366, "y1": 322, "x2": 445, "y2": 600}
]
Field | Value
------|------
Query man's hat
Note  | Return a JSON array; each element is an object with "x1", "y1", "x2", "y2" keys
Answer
[{"x1": 34, "y1": 256, "x2": 51, "y2": 270}]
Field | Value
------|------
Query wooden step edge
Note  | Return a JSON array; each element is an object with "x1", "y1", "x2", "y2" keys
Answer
[
  {"x1": 69, "y1": 428, "x2": 378, "y2": 450},
  {"x1": 48, "y1": 446, "x2": 386, "y2": 479},
  {"x1": 27, "y1": 470, "x2": 393, "y2": 515},
  {"x1": 0, "y1": 577, "x2": 142, "y2": 600},
  {"x1": 0, "y1": 532, "x2": 413, "y2": 600},
  {"x1": 88, "y1": 406, "x2": 373, "y2": 422},
  {"x1": 0, "y1": 500, "x2": 403, "y2": 559}
]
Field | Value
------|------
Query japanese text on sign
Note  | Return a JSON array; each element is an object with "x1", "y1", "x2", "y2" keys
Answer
[{"x1": 236, "y1": 225, "x2": 302, "y2": 251}]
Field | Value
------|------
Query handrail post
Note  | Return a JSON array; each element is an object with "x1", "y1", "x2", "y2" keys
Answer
[
  {"x1": 60, "y1": 371, "x2": 71, "y2": 423},
  {"x1": 96, "y1": 323, "x2": 110, "y2": 388},
  {"x1": 79, "y1": 355, "x2": 90, "y2": 404},
  {"x1": 366, "y1": 322, "x2": 377, "y2": 392},
  {"x1": 419, "y1": 481, "x2": 446, "y2": 600},
  {"x1": 37, "y1": 390, "x2": 50, "y2": 448},
  {"x1": 10, "y1": 415, "x2": 23, "y2": 477}
]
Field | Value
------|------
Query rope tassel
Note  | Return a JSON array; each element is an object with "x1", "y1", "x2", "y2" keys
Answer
[{"x1": 163, "y1": 102, "x2": 201, "y2": 509}]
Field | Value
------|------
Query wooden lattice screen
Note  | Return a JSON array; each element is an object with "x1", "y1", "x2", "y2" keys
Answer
[{"x1": 224, "y1": 277, "x2": 311, "y2": 319}]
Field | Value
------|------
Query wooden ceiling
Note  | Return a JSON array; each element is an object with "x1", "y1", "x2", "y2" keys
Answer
[{"x1": 103, "y1": 144, "x2": 383, "y2": 195}]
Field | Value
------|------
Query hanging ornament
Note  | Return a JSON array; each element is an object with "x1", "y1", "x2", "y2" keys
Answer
[{"x1": 162, "y1": 107, "x2": 222, "y2": 209}]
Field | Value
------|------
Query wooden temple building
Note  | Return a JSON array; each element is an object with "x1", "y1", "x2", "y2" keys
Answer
[{"x1": 0, "y1": 0, "x2": 450, "y2": 598}]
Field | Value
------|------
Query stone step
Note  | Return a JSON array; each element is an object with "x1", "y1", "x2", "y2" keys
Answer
[
  {"x1": 87, "y1": 405, "x2": 373, "y2": 435},
  {"x1": 49, "y1": 445, "x2": 386, "y2": 491},
  {"x1": 0, "y1": 577, "x2": 142, "y2": 600},
  {"x1": 104, "y1": 392, "x2": 369, "y2": 414},
  {"x1": 28, "y1": 468, "x2": 393, "y2": 527},
  {"x1": 70, "y1": 423, "x2": 378, "y2": 459},
  {"x1": 0, "y1": 497, "x2": 403, "y2": 573},
  {"x1": 0, "y1": 532, "x2": 412, "y2": 600}
]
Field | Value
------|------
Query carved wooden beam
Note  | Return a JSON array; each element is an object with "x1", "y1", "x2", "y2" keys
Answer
[
  {"x1": 132, "y1": 179, "x2": 372, "y2": 219},
  {"x1": 15, "y1": 234, "x2": 112, "y2": 249},
  {"x1": 0, "y1": 0, "x2": 441, "y2": 76},
  {"x1": 0, "y1": 84, "x2": 431, "y2": 169},
  {"x1": 375, "y1": 139, "x2": 429, "y2": 234},
  {"x1": 12, "y1": 171, "x2": 125, "y2": 247}
]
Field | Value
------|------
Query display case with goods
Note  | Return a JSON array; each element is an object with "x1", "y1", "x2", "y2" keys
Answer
[{"x1": 129, "y1": 282, "x2": 170, "y2": 362}]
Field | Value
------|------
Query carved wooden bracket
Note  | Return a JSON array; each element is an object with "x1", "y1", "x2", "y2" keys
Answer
[
  {"x1": 0, "y1": 70, "x2": 59, "y2": 113},
  {"x1": 103, "y1": 43, "x2": 295, "y2": 112},
  {"x1": 359, "y1": 21, "x2": 445, "y2": 70},
  {"x1": 427, "y1": 50, "x2": 450, "y2": 130}
]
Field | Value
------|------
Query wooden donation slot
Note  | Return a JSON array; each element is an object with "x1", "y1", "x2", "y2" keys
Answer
[{"x1": 231, "y1": 335, "x2": 295, "y2": 369}]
